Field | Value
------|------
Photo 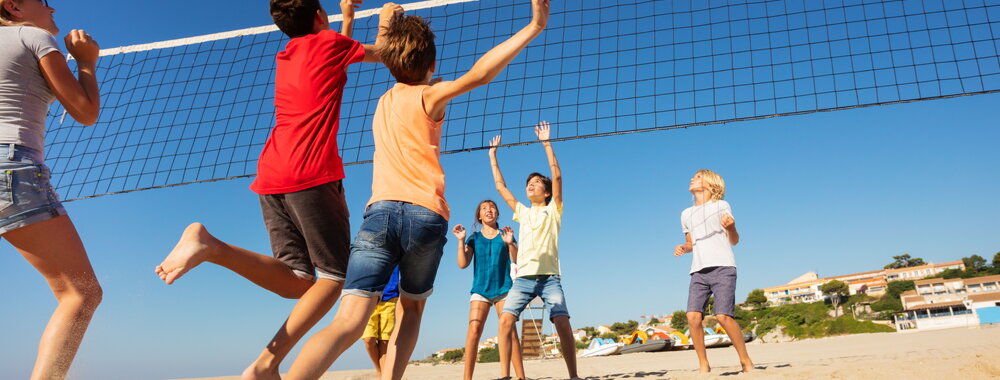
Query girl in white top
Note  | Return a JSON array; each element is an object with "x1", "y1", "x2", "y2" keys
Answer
[{"x1": 1, "y1": 1, "x2": 102, "y2": 378}]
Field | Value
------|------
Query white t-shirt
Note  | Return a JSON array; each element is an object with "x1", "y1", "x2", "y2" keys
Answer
[{"x1": 681, "y1": 200, "x2": 736, "y2": 274}]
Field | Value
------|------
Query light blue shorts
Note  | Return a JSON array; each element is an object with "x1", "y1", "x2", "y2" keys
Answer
[
  {"x1": 501, "y1": 275, "x2": 570, "y2": 321},
  {"x1": 0, "y1": 144, "x2": 66, "y2": 236}
]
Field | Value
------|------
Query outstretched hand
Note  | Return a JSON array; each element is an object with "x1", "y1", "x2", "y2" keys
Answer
[
  {"x1": 452, "y1": 224, "x2": 467, "y2": 240},
  {"x1": 341, "y1": 0, "x2": 362, "y2": 19},
  {"x1": 531, "y1": 0, "x2": 550, "y2": 30},
  {"x1": 501, "y1": 226, "x2": 515, "y2": 244},
  {"x1": 489, "y1": 135, "x2": 501, "y2": 156},
  {"x1": 534, "y1": 121, "x2": 551, "y2": 141},
  {"x1": 380, "y1": 2, "x2": 404, "y2": 22}
]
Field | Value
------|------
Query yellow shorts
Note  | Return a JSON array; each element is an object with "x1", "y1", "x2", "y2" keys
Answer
[{"x1": 362, "y1": 298, "x2": 397, "y2": 341}]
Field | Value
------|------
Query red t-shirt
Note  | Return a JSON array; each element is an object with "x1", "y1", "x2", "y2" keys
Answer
[{"x1": 250, "y1": 29, "x2": 366, "y2": 194}]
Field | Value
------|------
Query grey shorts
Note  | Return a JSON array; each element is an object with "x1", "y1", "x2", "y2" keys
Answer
[
  {"x1": 259, "y1": 181, "x2": 350, "y2": 282},
  {"x1": 0, "y1": 144, "x2": 66, "y2": 236},
  {"x1": 687, "y1": 266, "x2": 737, "y2": 317}
]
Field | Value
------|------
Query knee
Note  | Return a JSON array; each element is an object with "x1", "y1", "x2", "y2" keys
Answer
[
  {"x1": 363, "y1": 337, "x2": 376, "y2": 347},
  {"x1": 53, "y1": 276, "x2": 103, "y2": 310},
  {"x1": 686, "y1": 312, "x2": 703, "y2": 326},
  {"x1": 468, "y1": 319, "x2": 485, "y2": 334},
  {"x1": 499, "y1": 314, "x2": 515, "y2": 330},
  {"x1": 716, "y1": 314, "x2": 734, "y2": 324}
]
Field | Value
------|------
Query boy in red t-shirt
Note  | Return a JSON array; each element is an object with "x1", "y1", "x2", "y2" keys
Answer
[{"x1": 153, "y1": 1, "x2": 398, "y2": 378}]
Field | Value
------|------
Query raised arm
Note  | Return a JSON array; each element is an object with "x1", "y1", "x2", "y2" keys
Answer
[
  {"x1": 535, "y1": 122, "x2": 562, "y2": 208},
  {"x1": 39, "y1": 30, "x2": 100, "y2": 126},
  {"x1": 343, "y1": 1, "x2": 399, "y2": 63},
  {"x1": 489, "y1": 135, "x2": 519, "y2": 211},
  {"x1": 339, "y1": 0, "x2": 360, "y2": 38},
  {"x1": 422, "y1": 0, "x2": 549, "y2": 121},
  {"x1": 453, "y1": 225, "x2": 473, "y2": 269}
]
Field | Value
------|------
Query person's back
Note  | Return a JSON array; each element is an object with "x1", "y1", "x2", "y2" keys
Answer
[
  {"x1": 368, "y1": 82, "x2": 447, "y2": 218},
  {"x1": 250, "y1": 19, "x2": 366, "y2": 194}
]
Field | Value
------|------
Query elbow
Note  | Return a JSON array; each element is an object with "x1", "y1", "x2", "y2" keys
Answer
[{"x1": 73, "y1": 106, "x2": 100, "y2": 126}]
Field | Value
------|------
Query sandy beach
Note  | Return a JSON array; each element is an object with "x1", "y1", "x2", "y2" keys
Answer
[{"x1": 179, "y1": 325, "x2": 1000, "y2": 380}]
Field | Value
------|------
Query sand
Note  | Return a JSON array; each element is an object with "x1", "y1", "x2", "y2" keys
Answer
[{"x1": 179, "y1": 325, "x2": 1000, "y2": 380}]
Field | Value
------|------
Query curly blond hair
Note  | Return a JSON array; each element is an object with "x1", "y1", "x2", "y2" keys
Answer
[{"x1": 696, "y1": 169, "x2": 726, "y2": 201}]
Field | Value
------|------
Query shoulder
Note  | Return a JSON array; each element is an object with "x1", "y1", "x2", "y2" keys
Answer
[{"x1": 718, "y1": 200, "x2": 732, "y2": 209}]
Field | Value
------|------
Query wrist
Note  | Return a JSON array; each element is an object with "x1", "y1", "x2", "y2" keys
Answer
[{"x1": 77, "y1": 62, "x2": 97, "y2": 72}]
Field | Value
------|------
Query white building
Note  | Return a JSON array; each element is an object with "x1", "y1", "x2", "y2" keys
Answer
[{"x1": 894, "y1": 275, "x2": 1000, "y2": 331}]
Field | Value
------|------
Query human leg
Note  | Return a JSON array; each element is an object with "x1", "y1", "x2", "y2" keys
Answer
[
  {"x1": 285, "y1": 294, "x2": 380, "y2": 380},
  {"x1": 463, "y1": 300, "x2": 491, "y2": 380},
  {"x1": 539, "y1": 276, "x2": 577, "y2": 378},
  {"x1": 687, "y1": 269, "x2": 714, "y2": 373},
  {"x1": 494, "y1": 299, "x2": 525, "y2": 380},
  {"x1": 5, "y1": 215, "x2": 102, "y2": 380}
]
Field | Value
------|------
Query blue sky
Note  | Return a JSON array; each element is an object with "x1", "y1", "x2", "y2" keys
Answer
[{"x1": 1, "y1": 1, "x2": 999, "y2": 379}]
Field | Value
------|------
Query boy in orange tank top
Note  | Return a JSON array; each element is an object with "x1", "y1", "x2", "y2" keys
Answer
[{"x1": 285, "y1": 1, "x2": 550, "y2": 379}]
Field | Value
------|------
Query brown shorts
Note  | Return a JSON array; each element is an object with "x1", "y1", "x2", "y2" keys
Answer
[{"x1": 259, "y1": 181, "x2": 350, "y2": 282}]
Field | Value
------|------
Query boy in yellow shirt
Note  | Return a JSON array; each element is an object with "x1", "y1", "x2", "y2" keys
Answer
[{"x1": 490, "y1": 121, "x2": 579, "y2": 379}]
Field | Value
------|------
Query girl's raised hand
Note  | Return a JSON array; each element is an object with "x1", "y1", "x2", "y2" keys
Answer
[
  {"x1": 501, "y1": 226, "x2": 515, "y2": 244},
  {"x1": 534, "y1": 120, "x2": 551, "y2": 141},
  {"x1": 452, "y1": 224, "x2": 467, "y2": 240},
  {"x1": 489, "y1": 135, "x2": 501, "y2": 156}
]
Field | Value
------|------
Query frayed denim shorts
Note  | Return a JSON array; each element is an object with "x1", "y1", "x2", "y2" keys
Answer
[{"x1": 0, "y1": 144, "x2": 66, "y2": 236}]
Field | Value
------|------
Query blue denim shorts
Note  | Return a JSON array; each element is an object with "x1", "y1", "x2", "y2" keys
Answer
[
  {"x1": 342, "y1": 201, "x2": 448, "y2": 300},
  {"x1": 0, "y1": 144, "x2": 66, "y2": 236},
  {"x1": 501, "y1": 275, "x2": 570, "y2": 321}
]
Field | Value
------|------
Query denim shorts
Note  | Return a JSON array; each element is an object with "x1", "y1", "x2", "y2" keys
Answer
[
  {"x1": 342, "y1": 201, "x2": 448, "y2": 300},
  {"x1": 501, "y1": 275, "x2": 570, "y2": 321},
  {"x1": 0, "y1": 144, "x2": 66, "y2": 236},
  {"x1": 687, "y1": 266, "x2": 737, "y2": 317}
]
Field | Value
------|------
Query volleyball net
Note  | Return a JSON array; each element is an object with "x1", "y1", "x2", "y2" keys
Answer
[{"x1": 44, "y1": 0, "x2": 1000, "y2": 201}]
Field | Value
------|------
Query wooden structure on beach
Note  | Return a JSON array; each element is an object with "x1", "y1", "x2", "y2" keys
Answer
[{"x1": 520, "y1": 297, "x2": 546, "y2": 358}]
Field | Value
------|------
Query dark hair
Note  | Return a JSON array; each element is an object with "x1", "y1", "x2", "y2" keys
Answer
[
  {"x1": 378, "y1": 13, "x2": 436, "y2": 84},
  {"x1": 270, "y1": 0, "x2": 322, "y2": 38},
  {"x1": 526, "y1": 172, "x2": 552, "y2": 205},
  {"x1": 473, "y1": 200, "x2": 499, "y2": 230}
]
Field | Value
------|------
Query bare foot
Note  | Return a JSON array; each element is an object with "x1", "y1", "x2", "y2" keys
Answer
[
  {"x1": 155, "y1": 223, "x2": 219, "y2": 284},
  {"x1": 741, "y1": 360, "x2": 755, "y2": 373},
  {"x1": 699, "y1": 365, "x2": 711, "y2": 373},
  {"x1": 241, "y1": 363, "x2": 281, "y2": 380}
]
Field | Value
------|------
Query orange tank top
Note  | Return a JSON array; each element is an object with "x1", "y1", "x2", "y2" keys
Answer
[{"x1": 368, "y1": 83, "x2": 449, "y2": 220}]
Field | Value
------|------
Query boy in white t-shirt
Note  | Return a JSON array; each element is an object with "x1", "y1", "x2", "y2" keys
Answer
[
  {"x1": 674, "y1": 169, "x2": 755, "y2": 373},
  {"x1": 489, "y1": 121, "x2": 579, "y2": 379}
]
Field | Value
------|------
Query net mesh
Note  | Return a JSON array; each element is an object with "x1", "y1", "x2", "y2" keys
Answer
[{"x1": 44, "y1": 0, "x2": 1000, "y2": 201}]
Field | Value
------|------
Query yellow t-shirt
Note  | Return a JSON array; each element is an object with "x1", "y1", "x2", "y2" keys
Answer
[{"x1": 512, "y1": 202, "x2": 562, "y2": 277}]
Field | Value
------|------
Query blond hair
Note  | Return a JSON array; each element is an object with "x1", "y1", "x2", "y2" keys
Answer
[
  {"x1": 0, "y1": 0, "x2": 26, "y2": 26},
  {"x1": 696, "y1": 169, "x2": 726, "y2": 201}
]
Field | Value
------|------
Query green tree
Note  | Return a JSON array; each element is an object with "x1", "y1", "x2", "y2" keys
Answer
[
  {"x1": 477, "y1": 347, "x2": 499, "y2": 363},
  {"x1": 598, "y1": 332, "x2": 619, "y2": 341},
  {"x1": 963, "y1": 254, "x2": 987, "y2": 273},
  {"x1": 649, "y1": 317, "x2": 661, "y2": 325},
  {"x1": 745, "y1": 289, "x2": 768, "y2": 310},
  {"x1": 820, "y1": 280, "x2": 849, "y2": 317},
  {"x1": 670, "y1": 310, "x2": 688, "y2": 331},
  {"x1": 580, "y1": 326, "x2": 598, "y2": 338},
  {"x1": 940, "y1": 268, "x2": 964, "y2": 279},
  {"x1": 441, "y1": 348, "x2": 465, "y2": 362},
  {"x1": 610, "y1": 320, "x2": 639, "y2": 336},
  {"x1": 993, "y1": 252, "x2": 1000, "y2": 270},
  {"x1": 884, "y1": 254, "x2": 926, "y2": 269},
  {"x1": 886, "y1": 280, "x2": 915, "y2": 298}
]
